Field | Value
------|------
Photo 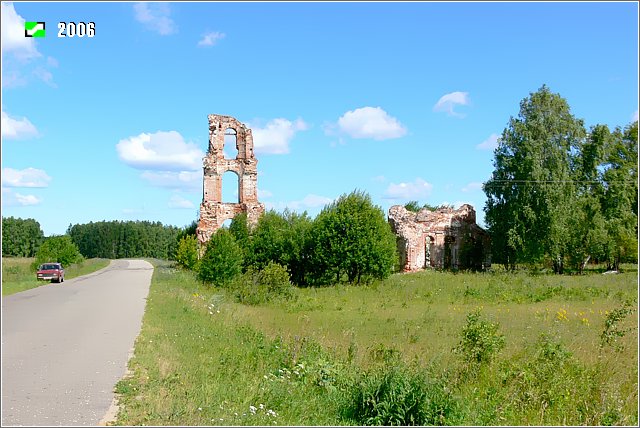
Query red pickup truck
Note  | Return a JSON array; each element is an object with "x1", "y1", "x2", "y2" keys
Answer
[{"x1": 36, "y1": 263, "x2": 65, "y2": 283}]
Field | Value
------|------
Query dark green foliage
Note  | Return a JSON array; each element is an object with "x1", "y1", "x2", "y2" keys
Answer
[
  {"x1": 342, "y1": 362, "x2": 460, "y2": 426},
  {"x1": 176, "y1": 219, "x2": 198, "y2": 242},
  {"x1": 454, "y1": 308, "x2": 505, "y2": 364},
  {"x1": 34, "y1": 235, "x2": 83, "y2": 268},
  {"x1": 404, "y1": 201, "x2": 447, "y2": 212},
  {"x1": 230, "y1": 262, "x2": 296, "y2": 305},
  {"x1": 2, "y1": 217, "x2": 44, "y2": 257},
  {"x1": 484, "y1": 85, "x2": 637, "y2": 272},
  {"x1": 229, "y1": 212, "x2": 251, "y2": 267},
  {"x1": 600, "y1": 121, "x2": 638, "y2": 270},
  {"x1": 484, "y1": 85, "x2": 585, "y2": 271},
  {"x1": 308, "y1": 190, "x2": 397, "y2": 284},
  {"x1": 197, "y1": 229, "x2": 243, "y2": 286},
  {"x1": 175, "y1": 235, "x2": 199, "y2": 271},
  {"x1": 249, "y1": 210, "x2": 290, "y2": 270},
  {"x1": 66, "y1": 220, "x2": 180, "y2": 260}
]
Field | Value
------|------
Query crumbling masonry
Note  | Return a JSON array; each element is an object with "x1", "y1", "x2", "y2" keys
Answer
[
  {"x1": 388, "y1": 204, "x2": 491, "y2": 272},
  {"x1": 196, "y1": 114, "x2": 265, "y2": 246}
]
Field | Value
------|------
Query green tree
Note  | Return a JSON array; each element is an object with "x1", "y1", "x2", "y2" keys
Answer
[
  {"x1": 197, "y1": 229, "x2": 243, "y2": 286},
  {"x1": 483, "y1": 85, "x2": 586, "y2": 272},
  {"x1": 229, "y1": 212, "x2": 251, "y2": 268},
  {"x1": 249, "y1": 210, "x2": 289, "y2": 270},
  {"x1": 601, "y1": 121, "x2": 638, "y2": 270},
  {"x1": 2, "y1": 217, "x2": 44, "y2": 257},
  {"x1": 175, "y1": 235, "x2": 199, "y2": 271},
  {"x1": 565, "y1": 124, "x2": 610, "y2": 272},
  {"x1": 34, "y1": 235, "x2": 83, "y2": 268},
  {"x1": 308, "y1": 190, "x2": 397, "y2": 284}
]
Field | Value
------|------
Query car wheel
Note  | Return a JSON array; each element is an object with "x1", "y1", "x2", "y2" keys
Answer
[{"x1": 60, "y1": 276, "x2": 64, "y2": 283}]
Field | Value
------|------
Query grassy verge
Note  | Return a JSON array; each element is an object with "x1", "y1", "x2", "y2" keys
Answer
[
  {"x1": 114, "y1": 263, "x2": 638, "y2": 425},
  {"x1": 1, "y1": 257, "x2": 110, "y2": 296}
]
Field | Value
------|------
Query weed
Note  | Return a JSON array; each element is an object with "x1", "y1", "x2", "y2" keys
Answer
[
  {"x1": 600, "y1": 299, "x2": 636, "y2": 351},
  {"x1": 341, "y1": 361, "x2": 460, "y2": 426},
  {"x1": 454, "y1": 308, "x2": 505, "y2": 365}
]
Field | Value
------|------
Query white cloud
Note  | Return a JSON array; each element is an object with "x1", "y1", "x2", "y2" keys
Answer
[
  {"x1": 1, "y1": 188, "x2": 41, "y2": 206},
  {"x1": 122, "y1": 208, "x2": 144, "y2": 216},
  {"x1": 2, "y1": 167, "x2": 51, "y2": 187},
  {"x1": 117, "y1": 131, "x2": 204, "y2": 171},
  {"x1": 633, "y1": 110, "x2": 638, "y2": 122},
  {"x1": 462, "y1": 182, "x2": 483, "y2": 192},
  {"x1": 1, "y1": 2, "x2": 41, "y2": 60},
  {"x1": 168, "y1": 195, "x2": 195, "y2": 209},
  {"x1": 198, "y1": 31, "x2": 225, "y2": 46},
  {"x1": 266, "y1": 194, "x2": 333, "y2": 212},
  {"x1": 476, "y1": 133, "x2": 499, "y2": 150},
  {"x1": 133, "y1": 2, "x2": 176, "y2": 35},
  {"x1": 291, "y1": 194, "x2": 333, "y2": 209},
  {"x1": 383, "y1": 178, "x2": 433, "y2": 200},
  {"x1": 140, "y1": 170, "x2": 202, "y2": 192},
  {"x1": 433, "y1": 91, "x2": 470, "y2": 117},
  {"x1": 1, "y1": 110, "x2": 39, "y2": 139},
  {"x1": 2, "y1": 70, "x2": 27, "y2": 88},
  {"x1": 335, "y1": 106, "x2": 407, "y2": 140},
  {"x1": 372, "y1": 175, "x2": 386, "y2": 183},
  {"x1": 250, "y1": 118, "x2": 308, "y2": 155},
  {"x1": 258, "y1": 188, "x2": 273, "y2": 198},
  {"x1": 33, "y1": 67, "x2": 55, "y2": 87},
  {"x1": 47, "y1": 56, "x2": 59, "y2": 67}
]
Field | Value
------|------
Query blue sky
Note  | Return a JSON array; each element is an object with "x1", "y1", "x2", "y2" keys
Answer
[{"x1": 1, "y1": 1, "x2": 638, "y2": 236}]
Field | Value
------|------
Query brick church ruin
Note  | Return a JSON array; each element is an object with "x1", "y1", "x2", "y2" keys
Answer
[
  {"x1": 388, "y1": 204, "x2": 491, "y2": 272},
  {"x1": 196, "y1": 114, "x2": 265, "y2": 245}
]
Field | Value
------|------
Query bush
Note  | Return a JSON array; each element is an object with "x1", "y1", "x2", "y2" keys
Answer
[
  {"x1": 175, "y1": 235, "x2": 199, "y2": 271},
  {"x1": 454, "y1": 308, "x2": 505, "y2": 364},
  {"x1": 33, "y1": 235, "x2": 83, "y2": 269},
  {"x1": 198, "y1": 229, "x2": 243, "y2": 286},
  {"x1": 230, "y1": 262, "x2": 296, "y2": 305},
  {"x1": 308, "y1": 190, "x2": 397, "y2": 285},
  {"x1": 341, "y1": 362, "x2": 460, "y2": 426}
]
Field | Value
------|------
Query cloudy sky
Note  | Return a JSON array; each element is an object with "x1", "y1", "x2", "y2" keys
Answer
[{"x1": 2, "y1": 2, "x2": 638, "y2": 236}]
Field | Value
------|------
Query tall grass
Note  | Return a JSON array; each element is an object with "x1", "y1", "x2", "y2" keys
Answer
[
  {"x1": 1, "y1": 257, "x2": 110, "y2": 296},
  {"x1": 113, "y1": 263, "x2": 638, "y2": 425}
]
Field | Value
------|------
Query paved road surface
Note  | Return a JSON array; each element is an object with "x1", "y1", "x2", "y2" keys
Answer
[{"x1": 2, "y1": 259, "x2": 153, "y2": 426}]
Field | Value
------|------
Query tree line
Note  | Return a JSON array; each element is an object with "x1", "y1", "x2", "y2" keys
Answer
[
  {"x1": 66, "y1": 220, "x2": 181, "y2": 260},
  {"x1": 176, "y1": 190, "x2": 399, "y2": 287},
  {"x1": 484, "y1": 85, "x2": 637, "y2": 273},
  {"x1": 2, "y1": 217, "x2": 45, "y2": 257}
]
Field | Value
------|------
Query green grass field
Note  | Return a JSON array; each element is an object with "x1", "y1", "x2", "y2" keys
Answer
[
  {"x1": 1, "y1": 257, "x2": 111, "y2": 296},
  {"x1": 113, "y1": 262, "x2": 638, "y2": 426}
]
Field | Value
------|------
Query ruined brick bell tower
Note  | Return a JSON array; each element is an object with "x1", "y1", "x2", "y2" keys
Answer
[{"x1": 196, "y1": 114, "x2": 265, "y2": 246}]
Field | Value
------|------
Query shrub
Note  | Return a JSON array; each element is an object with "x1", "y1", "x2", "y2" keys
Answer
[
  {"x1": 175, "y1": 235, "x2": 199, "y2": 271},
  {"x1": 600, "y1": 299, "x2": 636, "y2": 351},
  {"x1": 231, "y1": 262, "x2": 296, "y2": 305},
  {"x1": 341, "y1": 363, "x2": 460, "y2": 426},
  {"x1": 197, "y1": 229, "x2": 243, "y2": 286},
  {"x1": 308, "y1": 190, "x2": 397, "y2": 285},
  {"x1": 33, "y1": 235, "x2": 83, "y2": 269},
  {"x1": 454, "y1": 308, "x2": 505, "y2": 364}
]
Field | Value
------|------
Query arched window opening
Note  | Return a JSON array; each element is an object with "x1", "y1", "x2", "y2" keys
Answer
[
  {"x1": 222, "y1": 170, "x2": 240, "y2": 203},
  {"x1": 221, "y1": 218, "x2": 233, "y2": 229},
  {"x1": 224, "y1": 128, "x2": 239, "y2": 159}
]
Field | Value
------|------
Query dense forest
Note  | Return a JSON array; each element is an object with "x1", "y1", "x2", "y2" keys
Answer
[
  {"x1": 66, "y1": 221, "x2": 181, "y2": 260},
  {"x1": 2, "y1": 218, "x2": 182, "y2": 261},
  {"x1": 2, "y1": 217, "x2": 44, "y2": 257}
]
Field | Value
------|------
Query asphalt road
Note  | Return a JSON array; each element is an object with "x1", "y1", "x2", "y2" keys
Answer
[{"x1": 1, "y1": 259, "x2": 153, "y2": 426}]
